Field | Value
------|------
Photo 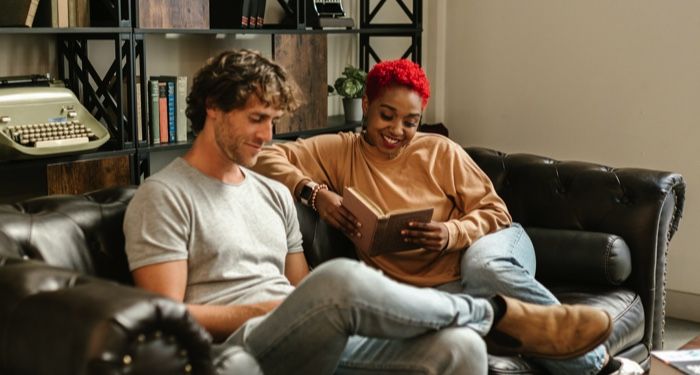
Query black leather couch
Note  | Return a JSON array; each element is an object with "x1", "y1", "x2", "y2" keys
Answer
[{"x1": 0, "y1": 147, "x2": 685, "y2": 374}]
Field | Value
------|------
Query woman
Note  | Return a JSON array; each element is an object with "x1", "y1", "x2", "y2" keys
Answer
[{"x1": 253, "y1": 59, "x2": 641, "y2": 375}]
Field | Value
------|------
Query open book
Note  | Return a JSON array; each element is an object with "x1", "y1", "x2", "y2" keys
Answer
[
  {"x1": 651, "y1": 349, "x2": 700, "y2": 374},
  {"x1": 342, "y1": 187, "x2": 434, "y2": 256}
]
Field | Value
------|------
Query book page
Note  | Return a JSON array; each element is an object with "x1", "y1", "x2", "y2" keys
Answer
[{"x1": 370, "y1": 208, "x2": 434, "y2": 256}]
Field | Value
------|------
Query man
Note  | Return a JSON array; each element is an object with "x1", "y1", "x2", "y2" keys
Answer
[{"x1": 124, "y1": 49, "x2": 612, "y2": 375}]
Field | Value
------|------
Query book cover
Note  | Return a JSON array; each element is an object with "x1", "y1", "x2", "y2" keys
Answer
[
  {"x1": 1, "y1": 0, "x2": 40, "y2": 27},
  {"x1": 176, "y1": 76, "x2": 188, "y2": 142},
  {"x1": 157, "y1": 81, "x2": 169, "y2": 143},
  {"x1": 342, "y1": 187, "x2": 434, "y2": 256},
  {"x1": 651, "y1": 349, "x2": 700, "y2": 374}
]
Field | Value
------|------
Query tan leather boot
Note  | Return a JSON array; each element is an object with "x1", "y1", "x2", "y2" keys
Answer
[{"x1": 486, "y1": 296, "x2": 613, "y2": 359}]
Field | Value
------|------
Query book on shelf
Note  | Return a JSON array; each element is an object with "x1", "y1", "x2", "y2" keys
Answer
[
  {"x1": 57, "y1": 0, "x2": 68, "y2": 27},
  {"x1": 246, "y1": 0, "x2": 256, "y2": 28},
  {"x1": 342, "y1": 187, "x2": 434, "y2": 256},
  {"x1": 1, "y1": 0, "x2": 40, "y2": 27},
  {"x1": 157, "y1": 81, "x2": 169, "y2": 144},
  {"x1": 148, "y1": 79, "x2": 160, "y2": 144},
  {"x1": 254, "y1": 0, "x2": 266, "y2": 28},
  {"x1": 163, "y1": 77, "x2": 177, "y2": 143},
  {"x1": 176, "y1": 76, "x2": 188, "y2": 142},
  {"x1": 68, "y1": 0, "x2": 89, "y2": 27},
  {"x1": 135, "y1": 78, "x2": 144, "y2": 142},
  {"x1": 651, "y1": 349, "x2": 700, "y2": 374},
  {"x1": 34, "y1": 0, "x2": 58, "y2": 27}
]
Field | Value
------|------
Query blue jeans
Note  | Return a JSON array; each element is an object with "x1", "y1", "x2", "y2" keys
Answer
[
  {"x1": 214, "y1": 258, "x2": 491, "y2": 375},
  {"x1": 459, "y1": 223, "x2": 607, "y2": 375}
]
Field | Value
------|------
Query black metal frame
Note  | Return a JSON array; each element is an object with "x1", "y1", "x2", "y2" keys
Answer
[
  {"x1": 57, "y1": 33, "x2": 134, "y2": 151},
  {"x1": 359, "y1": 0, "x2": 422, "y2": 70}
]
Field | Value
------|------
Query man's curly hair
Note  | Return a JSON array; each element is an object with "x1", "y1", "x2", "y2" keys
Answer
[
  {"x1": 365, "y1": 59, "x2": 430, "y2": 108},
  {"x1": 186, "y1": 49, "x2": 303, "y2": 135}
]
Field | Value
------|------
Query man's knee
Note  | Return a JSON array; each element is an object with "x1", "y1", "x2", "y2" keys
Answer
[
  {"x1": 299, "y1": 258, "x2": 384, "y2": 299},
  {"x1": 428, "y1": 328, "x2": 488, "y2": 375}
]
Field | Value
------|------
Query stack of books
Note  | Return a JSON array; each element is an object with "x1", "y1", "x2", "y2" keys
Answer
[
  {"x1": 210, "y1": 0, "x2": 267, "y2": 29},
  {"x1": 147, "y1": 76, "x2": 189, "y2": 145}
]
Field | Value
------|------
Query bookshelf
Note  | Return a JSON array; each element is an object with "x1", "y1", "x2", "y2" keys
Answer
[{"x1": 0, "y1": 0, "x2": 422, "y2": 202}]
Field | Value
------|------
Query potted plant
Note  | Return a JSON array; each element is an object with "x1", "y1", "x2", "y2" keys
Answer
[{"x1": 333, "y1": 65, "x2": 367, "y2": 123}]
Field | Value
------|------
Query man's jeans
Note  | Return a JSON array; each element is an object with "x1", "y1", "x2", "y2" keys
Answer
[
  {"x1": 460, "y1": 223, "x2": 607, "y2": 375},
  {"x1": 214, "y1": 258, "x2": 492, "y2": 375}
]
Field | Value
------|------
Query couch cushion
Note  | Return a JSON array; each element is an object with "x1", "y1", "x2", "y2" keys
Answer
[{"x1": 528, "y1": 227, "x2": 633, "y2": 286}]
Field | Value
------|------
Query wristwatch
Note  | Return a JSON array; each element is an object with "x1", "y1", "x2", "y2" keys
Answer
[{"x1": 299, "y1": 181, "x2": 318, "y2": 206}]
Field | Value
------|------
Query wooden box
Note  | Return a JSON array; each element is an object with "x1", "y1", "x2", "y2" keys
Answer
[{"x1": 136, "y1": 0, "x2": 209, "y2": 29}]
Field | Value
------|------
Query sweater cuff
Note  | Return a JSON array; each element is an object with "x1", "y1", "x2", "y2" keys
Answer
[{"x1": 444, "y1": 220, "x2": 471, "y2": 252}]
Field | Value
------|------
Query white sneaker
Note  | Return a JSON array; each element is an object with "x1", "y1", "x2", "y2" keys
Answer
[{"x1": 609, "y1": 357, "x2": 644, "y2": 375}]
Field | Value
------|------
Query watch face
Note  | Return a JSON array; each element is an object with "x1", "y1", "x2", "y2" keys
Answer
[{"x1": 300, "y1": 184, "x2": 315, "y2": 202}]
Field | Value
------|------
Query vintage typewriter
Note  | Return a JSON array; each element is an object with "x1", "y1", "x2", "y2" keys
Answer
[{"x1": 0, "y1": 77, "x2": 110, "y2": 159}]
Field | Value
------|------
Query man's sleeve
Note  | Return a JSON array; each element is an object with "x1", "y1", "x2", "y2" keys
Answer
[
  {"x1": 123, "y1": 180, "x2": 191, "y2": 270},
  {"x1": 281, "y1": 189, "x2": 304, "y2": 254}
]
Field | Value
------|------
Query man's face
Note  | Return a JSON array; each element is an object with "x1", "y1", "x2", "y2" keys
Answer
[
  {"x1": 362, "y1": 86, "x2": 423, "y2": 158},
  {"x1": 212, "y1": 95, "x2": 283, "y2": 167}
]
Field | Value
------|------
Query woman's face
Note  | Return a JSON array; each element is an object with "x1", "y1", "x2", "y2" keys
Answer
[{"x1": 363, "y1": 86, "x2": 423, "y2": 157}]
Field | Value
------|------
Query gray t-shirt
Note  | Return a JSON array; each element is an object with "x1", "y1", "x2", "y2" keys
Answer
[{"x1": 124, "y1": 158, "x2": 303, "y2": 305}]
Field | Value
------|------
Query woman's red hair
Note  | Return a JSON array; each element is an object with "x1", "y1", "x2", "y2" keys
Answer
[{"x1": 365, "y1": 59, "x2": 430, "y2": 108}]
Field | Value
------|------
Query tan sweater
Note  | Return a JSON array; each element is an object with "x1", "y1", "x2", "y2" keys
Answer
[{"x1": 253, "y1": 132, "x2": 512, "y2": 287}]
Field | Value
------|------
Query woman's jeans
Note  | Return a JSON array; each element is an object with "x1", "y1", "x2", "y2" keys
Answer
[{"x1": 460, "y1": 223, "x2": 606, "y2": 375}]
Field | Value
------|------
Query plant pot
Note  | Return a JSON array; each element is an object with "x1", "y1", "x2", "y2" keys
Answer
[{"x1": 342, "y1": 98, "x2": 363, "y2": 123}]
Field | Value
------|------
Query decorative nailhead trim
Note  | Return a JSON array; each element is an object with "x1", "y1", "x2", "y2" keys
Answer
[{"x1": 311, "y1": 184, "x2": 328, "y2": 212}]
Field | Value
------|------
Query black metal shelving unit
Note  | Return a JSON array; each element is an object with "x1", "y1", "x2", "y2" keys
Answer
[{"x1": 0, "y1": 0, "x2": 422, "y2": 193}]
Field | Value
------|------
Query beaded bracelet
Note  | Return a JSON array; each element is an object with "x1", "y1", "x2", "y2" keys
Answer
[{"x1": 310, "y1": 183, "x2": 328, "y2": 212}]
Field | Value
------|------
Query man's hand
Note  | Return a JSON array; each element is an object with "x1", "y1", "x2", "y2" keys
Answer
[
  {"x1": 402, "y1": 221, "x2": 449, "y2": 251},
  {"x1": 314, "y1": 189, "x2": 361, "y2": 237}
]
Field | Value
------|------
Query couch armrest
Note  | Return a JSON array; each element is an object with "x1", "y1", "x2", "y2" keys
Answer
[
  {"x1": 466, "y1": 147, "x2": 686, "y2": 350},
  {"x1": 528, "y1": 227, "x2": 632, "y2": 286},
  {"x1": 296, "y1": 202, "x2": 357, "y2": 268},
  {"x1": 0, "y1": 257, "x2": 214, "y2": 375}
]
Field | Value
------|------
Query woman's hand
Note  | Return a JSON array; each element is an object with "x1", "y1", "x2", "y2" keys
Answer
[
  {"x1": 314, "y1": 189, "x2": 361, "y2": 238},
  {"x1": 402, "y1": 221, "x2": 449, "y2": 252}
]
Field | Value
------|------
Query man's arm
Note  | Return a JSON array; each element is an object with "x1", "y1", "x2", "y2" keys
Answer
[
  {"x1": 132, "y1": 261, "x2": 282, "y2": 342},
  {"x1": 284, "y1": 252, "x2": 309, "y2": 286}
]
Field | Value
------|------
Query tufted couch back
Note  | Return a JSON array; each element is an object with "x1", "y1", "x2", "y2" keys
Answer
[{"x1": 0, "y1": 186, "x2": 135, "y2": 284}]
